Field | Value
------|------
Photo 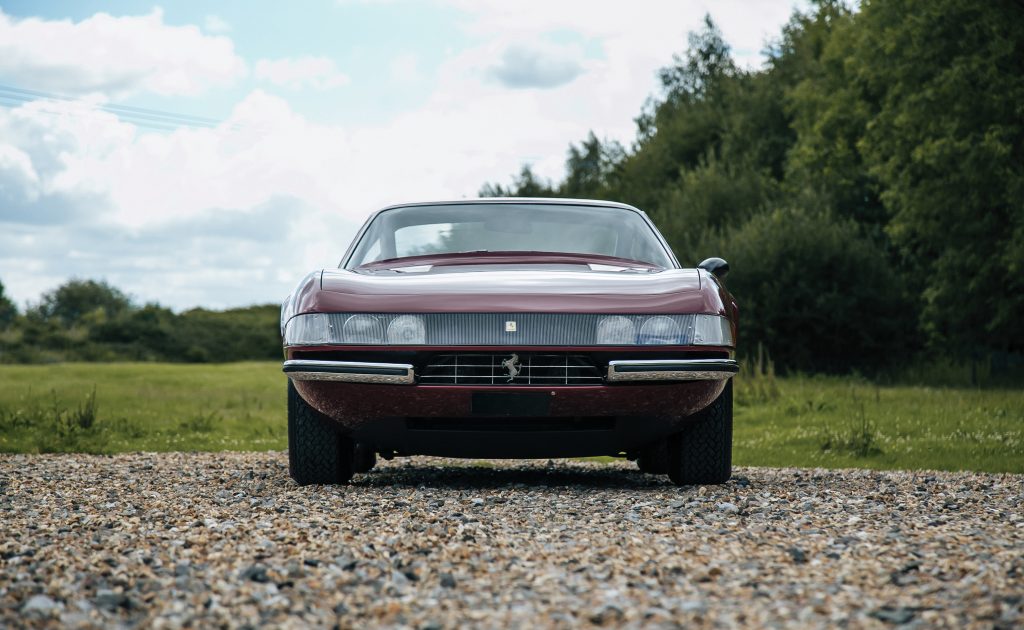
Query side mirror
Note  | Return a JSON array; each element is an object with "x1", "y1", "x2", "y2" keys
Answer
[{"x1": 698, "y1": 257, "x2": 729, "y2": 280}]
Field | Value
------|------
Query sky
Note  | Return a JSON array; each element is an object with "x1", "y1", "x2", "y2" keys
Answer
[{"x1": 0, "y1": 0, "x2": 808, "y2": 310}]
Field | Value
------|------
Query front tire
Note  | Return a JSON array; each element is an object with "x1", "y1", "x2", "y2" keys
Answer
[
  {"x1": 288, "y1": 381, "x2": 354, "y2": 485},
  {"x1": 666, "y1": 380, "x2": 733, "y2": 486}
]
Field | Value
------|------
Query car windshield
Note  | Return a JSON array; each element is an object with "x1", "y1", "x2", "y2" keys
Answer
[{"x1": 346, "y1": 203, "x2": 675, "y2": 268}]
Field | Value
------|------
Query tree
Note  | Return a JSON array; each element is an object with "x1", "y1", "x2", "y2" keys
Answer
[
  {"x1": 0, "y1": 279, "x2": 17, "y2": 328},
  {"x1": 34, "y1": 279, "x2": 133, "y2": 327},
  {"x1": 655, "y1": 155, "x2": 777, "y2": 257},
  {"x1": 847, "y1": 0, "x2": 1024, "y2": 355},
  {"x1": 714, "y1": 208, "x2": 915, "y2": 372},
  {"x1": 779, "y1": 2, "x2": 888, "y2": 228},
  {"x1": 657, "y1": 14, "x2": 737, "y2": 105},
  {"x1": 560, "y1": 132, "x2": 625, "y2": 199},
  {"x1": 479, "y1": 165, "x2": 556, "y2": 198}
]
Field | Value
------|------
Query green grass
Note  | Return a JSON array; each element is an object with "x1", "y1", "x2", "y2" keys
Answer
[
  {"x1": 733, "y1": 375, "x2": 1023, "y2": 474},
  {"x1": 0, "y1": 362, "x2": 286, "y2": 453},
  {"x1": 0, "y1": 362, "x2": 1021, "y2": 474}
]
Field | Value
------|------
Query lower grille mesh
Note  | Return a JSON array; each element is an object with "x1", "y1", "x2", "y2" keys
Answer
[{"x1": 419, "y1": 353, "x2": 602, "y2": 385}]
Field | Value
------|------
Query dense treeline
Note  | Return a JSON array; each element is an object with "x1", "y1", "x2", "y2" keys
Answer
[
  {"x1": 482, "y1": 0, "x2": 1024, "y2": 373},
  {"x1": 0, "y1": 279, "x2": 280, "y2": 363}
]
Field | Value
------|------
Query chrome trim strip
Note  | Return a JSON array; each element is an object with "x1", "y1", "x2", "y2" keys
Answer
[
  {"x1": 282, "y1": 360, "x2": 415, "y2": 385},
  {"x1": 606, "y1": 359, "x2": 739, "y2": 382}
]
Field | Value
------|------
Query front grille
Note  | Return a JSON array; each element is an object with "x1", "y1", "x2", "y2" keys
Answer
[{"x1": 419, "y1": 353, "x2": 603, "y2": 385}]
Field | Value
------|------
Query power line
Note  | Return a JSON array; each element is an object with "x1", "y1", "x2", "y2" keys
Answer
[
  {"x1": 0, "y1": 84, "x2": 235, "y2": 131},
  {"x1": 0, "y1": 94, "x2": 181, "y2": 131}
]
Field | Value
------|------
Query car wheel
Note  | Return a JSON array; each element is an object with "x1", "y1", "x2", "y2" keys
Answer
[
  {"x1": 636, "y1": 440, "x2": 669, "y2": 474},
  {"x1": 287, "y1": 381, "x2": 354, "y2": 485},
  {"x1": 667, "y1": 380, "x2": 733, "y2": 486},
  {"x1": 353, "y1": 443, "x2": 377, "y2": 474}
]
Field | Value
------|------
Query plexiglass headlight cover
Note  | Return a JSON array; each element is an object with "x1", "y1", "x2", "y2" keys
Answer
[
  {"x1": 638, "y1": 315, "x2": 683, "y2": 344},
  {"x1": 284, "y1": 313, "x2": 333, "y2": 345},
  {"x1": 343, "y1": 314, "x2": 385, "y2": 344},
  {"x1": 386, "y1": 315, "x2": 426, "y2": 344},
  {"x1": 280, "y1": 296, "x2": 294, "y2": 338},
  {"x1": 595, "y1": 315, "x2": 637, "y2": 344},
  {"x1": 691, "y1": 314, "x2": 733, "y2": 346},
  {"x1": 596, "y1": 314, "x2": 731, "y2": 346},
  {"x1": 284, "y1": 313, "x2": 426, "y2": 345},
  {"x1": 283, "y1": 313, "x2": 733, "y2": 346}
]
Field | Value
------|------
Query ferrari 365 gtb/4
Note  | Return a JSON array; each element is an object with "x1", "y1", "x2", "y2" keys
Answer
[{"x1": 281, "y1": 199, "x2": 738, "y2": 486}]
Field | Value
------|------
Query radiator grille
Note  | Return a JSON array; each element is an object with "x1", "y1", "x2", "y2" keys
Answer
[{"x1": 420, "y1": 353, "x2": 602, "y2": 385}]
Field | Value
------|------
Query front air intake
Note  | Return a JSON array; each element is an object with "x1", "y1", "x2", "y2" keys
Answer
[{"x1": 418, "y1": 353, "x2": 602, "y2": 385}]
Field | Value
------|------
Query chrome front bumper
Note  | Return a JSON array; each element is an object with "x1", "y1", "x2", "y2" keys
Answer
[
  {"x1": 284, "y1": 358, "x2": 738, "y2": 385},
  {"x1": 283, "y1": 360, "x2": 415, "y2": 385},
  {"x1": 606, "y1": 359, "x2": 738, "y2": 382}
]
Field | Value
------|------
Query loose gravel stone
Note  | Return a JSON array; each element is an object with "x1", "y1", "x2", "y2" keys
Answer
[
  {"x1": 21, "y1": 595, "x2": 58, "y2": 614},
  {"x1": 1, "y1": 452, "x2": 1022, "y2": 628}
]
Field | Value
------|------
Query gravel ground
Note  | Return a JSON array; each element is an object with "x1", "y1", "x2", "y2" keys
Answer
[{"x1": 1, "y1": 453, "x2": 1022, "y2": 629}]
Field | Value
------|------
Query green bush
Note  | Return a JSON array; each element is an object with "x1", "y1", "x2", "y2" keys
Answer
[
  {"x1": 0, "y1": 279, "x2": 281, "y2": 364},
  {"x1": 653, "y1": 156, "x2": 777, "y2": 257},
  {"x1": 709, "y1": 208, "x2": 915, "y2": 373}
]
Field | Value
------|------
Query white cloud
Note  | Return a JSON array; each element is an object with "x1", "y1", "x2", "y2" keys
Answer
[
  {"x1": 0, "y1": 91, "x2": 364, "y2": 308},
  {"x1": 255, "y1": 56, "x2": 351, "y2": 91},
  {"x1": 204, "y1": 14, "x2": 231, "y2": 33},
  {"x1": 445, "y1": 0, "x2": 804, "y2": 71},
  {"x1": 0, "y1": 8, "x2": 246, "y2": 98},
  {"x1": 0, "y1": 100, "x2": 120, "y2": 224},
  {"x1": 0, "y1": 145, "x2": 39, "y2": 198}
]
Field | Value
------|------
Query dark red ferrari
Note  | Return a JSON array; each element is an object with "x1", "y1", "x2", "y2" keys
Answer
[{"x1": 281, "y1": 199, "x2": 738, "y2": 486}]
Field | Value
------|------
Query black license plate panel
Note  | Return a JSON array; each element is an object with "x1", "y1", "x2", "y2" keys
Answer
[{"x1": 471, "y1": 392, "x2": 551, "y2": 417}]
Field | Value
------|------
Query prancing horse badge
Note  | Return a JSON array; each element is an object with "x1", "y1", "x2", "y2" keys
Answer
[{"x1": 501, "y1": 353, "x2": 521, "y2": 382}]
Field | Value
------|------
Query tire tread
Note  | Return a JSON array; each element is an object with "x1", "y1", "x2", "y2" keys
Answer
[
  {"x1": 667, "y1": 381, "x2": 733, "y2": 485},
  {"x1": 287, "y1": 381, "x2": 354, "y2": 485}
]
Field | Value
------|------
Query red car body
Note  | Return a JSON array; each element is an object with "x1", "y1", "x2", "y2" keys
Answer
[{"x1": 281, "y1": 199, "x2": 738, "y2": 482}]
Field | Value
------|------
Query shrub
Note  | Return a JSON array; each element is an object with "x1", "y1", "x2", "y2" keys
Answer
[{"x1": 705, "y1": 207, "x2": 915, "y2": 373}]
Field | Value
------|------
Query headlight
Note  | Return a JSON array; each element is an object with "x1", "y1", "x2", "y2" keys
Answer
[
  {"x1": 691, "y1": 314, "x2": 733, "y2": 346},
  {"x1": 285, "y1": 312, "x2": 332, "y2": 344},
  {"x1": 596, "y1": 316, "x2": 636, "y2": 344},
  {"x1": 386, "y1": 315, "x2": 426, "y2": 344},
  {"x1": 280, "y1": 295, "x2": 294, "y2": 338},
  {"x1": 639, "y1": 316, "x2": 682, "y2": 344},
  {"x1": 343, "y1": 315, "x2": 384, "y2": 344},
  {"x1": 283, "y1": 313, "x2": 423, "y2": 345}
]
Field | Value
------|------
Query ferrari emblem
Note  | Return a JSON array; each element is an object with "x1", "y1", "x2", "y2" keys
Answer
[
  {"x1": 501, "y1": 353, "x2": 521, "y2": 382},
  {"x1": 505, "y1": 320, "x2": 517, "y2": 332}
]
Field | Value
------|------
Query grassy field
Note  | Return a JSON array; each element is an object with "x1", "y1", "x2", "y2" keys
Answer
[
  {"x1": 0, "y1": 362, "x2": 285, "y2": 453},
  {"x1": 0, "y1": 362, "x2": 1021, "y2": 473}
]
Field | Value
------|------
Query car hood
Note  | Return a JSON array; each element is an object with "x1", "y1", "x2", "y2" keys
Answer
[{"x1": 310, "y1": 266, "x2": 726, "y2": 314}]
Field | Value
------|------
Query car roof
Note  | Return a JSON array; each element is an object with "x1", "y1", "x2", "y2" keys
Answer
[{"x1": 373, "y1": 198, "x2": 646, "y2": 215}]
